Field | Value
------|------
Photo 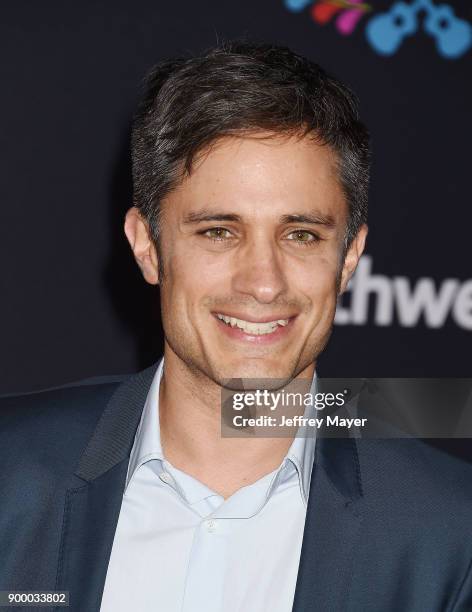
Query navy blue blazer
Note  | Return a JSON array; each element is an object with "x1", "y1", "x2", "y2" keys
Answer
[{"x1": 1, "y1": 362, "x2": 472, "y2": 612}]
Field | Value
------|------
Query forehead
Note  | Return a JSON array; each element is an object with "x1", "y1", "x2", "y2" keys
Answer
[{"x1": 165, "y1": 132, "x2": 347, "y2": 221}]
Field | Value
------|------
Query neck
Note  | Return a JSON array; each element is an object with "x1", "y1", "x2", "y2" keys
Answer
[{"x1": 158, "y1": 346, "x2": 315, "y2": 499}]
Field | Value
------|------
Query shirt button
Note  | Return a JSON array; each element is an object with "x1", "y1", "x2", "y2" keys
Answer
[
  {"x1": 205, "y1": 519, "x2": 217, "y2": 533},
  {"x1": 159, "y1": 472, "x2": 173, "y2": 485}
]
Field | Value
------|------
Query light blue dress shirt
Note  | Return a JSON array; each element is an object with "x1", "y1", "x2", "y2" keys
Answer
[{"x1": 100, "y1": 359, "x2": 316, "y2": 612}]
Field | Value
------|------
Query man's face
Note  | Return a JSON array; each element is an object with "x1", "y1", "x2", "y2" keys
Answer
[{"x1": 128, "y1": 133, "x2": 366, "y2": 386}]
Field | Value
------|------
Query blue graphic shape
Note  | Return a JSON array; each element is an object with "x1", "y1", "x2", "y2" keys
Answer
[
  {"x1": 284, "y1": 0, "x2": 312, "y2": 12},
  {"x1": 366, "y1": 2, "x2": 418, "y2": 55},
  {"x1": 424, "y1": 4, "x2": 472, "y2": 58}
]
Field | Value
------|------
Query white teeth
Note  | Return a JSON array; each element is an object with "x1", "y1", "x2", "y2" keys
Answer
[{"x1": 216, "y1": 313, "x2": 290, "y2": 335}]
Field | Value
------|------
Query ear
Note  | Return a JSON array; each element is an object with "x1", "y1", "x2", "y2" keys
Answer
[
  {"x1": 338, "y1": 224, "x2": 368, "y2": 294},
  {"x1": 124, "y1": 207, "x2": 160, "y2": 285}
]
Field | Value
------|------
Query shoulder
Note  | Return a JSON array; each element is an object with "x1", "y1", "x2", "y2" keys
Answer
[
  {"x1": 0, "y1": 374, "x2": 129, "y2": 432},
  {"x1": 0, "y1": 374, "x2": 130, "y2": 485},
  {"x1": 357, "y1": 437, "x2": 472, "y2": 522}
]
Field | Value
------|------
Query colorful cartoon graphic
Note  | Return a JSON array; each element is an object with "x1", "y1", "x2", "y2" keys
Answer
[
  {"x1": 315, "y1": 0, "x2": 372, "y2": 35},
  {"x1": 284, "y1": 0, "x2": 472, "y2": 58}
]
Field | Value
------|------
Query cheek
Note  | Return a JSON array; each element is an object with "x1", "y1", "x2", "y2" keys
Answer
[
  {"x1": 295, "y1": 256, "x2": 340, "y2": 307},
  {"x1": 162, "y1": 247, "x2": 232, "y2": 312}
]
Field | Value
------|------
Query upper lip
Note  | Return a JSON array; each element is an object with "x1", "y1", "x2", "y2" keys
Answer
[{"x1": 212, "y1": 311, "x2": 296, "y2": 323}]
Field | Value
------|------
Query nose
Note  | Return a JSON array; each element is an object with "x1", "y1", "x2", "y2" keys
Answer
[{"x1": 231, "y1": 236, "x2": 288, "y2": 304}]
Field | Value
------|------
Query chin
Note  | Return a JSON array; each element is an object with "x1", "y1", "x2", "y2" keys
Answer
[{"x1": 214, "y1": 359, "x2": 298, "y2": 389}]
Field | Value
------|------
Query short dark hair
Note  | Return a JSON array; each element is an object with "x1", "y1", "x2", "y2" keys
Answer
[{"x1": 131, "y1": 40, "x2": 370, "y2": 250}]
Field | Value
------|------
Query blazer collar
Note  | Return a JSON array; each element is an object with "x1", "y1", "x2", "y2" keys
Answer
[
  {"x1": 316, "y1": 434, "x2": 363, "y2": 502},
  {"x1": 74, "y1": 362, "x2": 160, "y2": 482}
]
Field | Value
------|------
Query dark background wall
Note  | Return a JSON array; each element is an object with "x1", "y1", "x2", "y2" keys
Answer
[{"x1": 1, "y1": 0, "x2": 471, "y2": 395}]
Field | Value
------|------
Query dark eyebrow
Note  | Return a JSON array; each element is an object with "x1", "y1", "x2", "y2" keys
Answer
[
  {"x1": 279, "y1": 213, "x2": 336, "y2": 228},
  {"x1": 182, "y1": 211, "x2": 242, "y2": 224}
]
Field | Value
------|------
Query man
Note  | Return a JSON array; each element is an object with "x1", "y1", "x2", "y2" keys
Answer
[{"x1": 1, "y1": 41, "x2": 471, "y2": 612}]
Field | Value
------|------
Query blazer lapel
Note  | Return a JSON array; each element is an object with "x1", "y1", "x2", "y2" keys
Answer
[
  {"x1": 55, "y1": 363, "x2": 159, "y2": 612},
  {"x1": 292, "y1": 436, "x2": 364, "y2": 612}
]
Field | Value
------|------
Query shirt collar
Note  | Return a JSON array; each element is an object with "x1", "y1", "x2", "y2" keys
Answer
[
  {"x1": 284, "y1": 371, "x2": 317, "y2": 505},
  {"x1": 126, "y1": 357, "x2": 317, "y2": 506}
]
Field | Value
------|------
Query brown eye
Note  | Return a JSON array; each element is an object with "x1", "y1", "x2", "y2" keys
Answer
[
  {"x1": 287, "y1": 230, "x2": 318, "y2": 244},
  {"x1": 204, "y1": 227, "x2": 231, "y2": 240}
]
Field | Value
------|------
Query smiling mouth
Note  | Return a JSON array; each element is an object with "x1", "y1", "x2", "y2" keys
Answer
[{"x1": 215, "y1": 313, "x2": 291, "y2": 336}]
